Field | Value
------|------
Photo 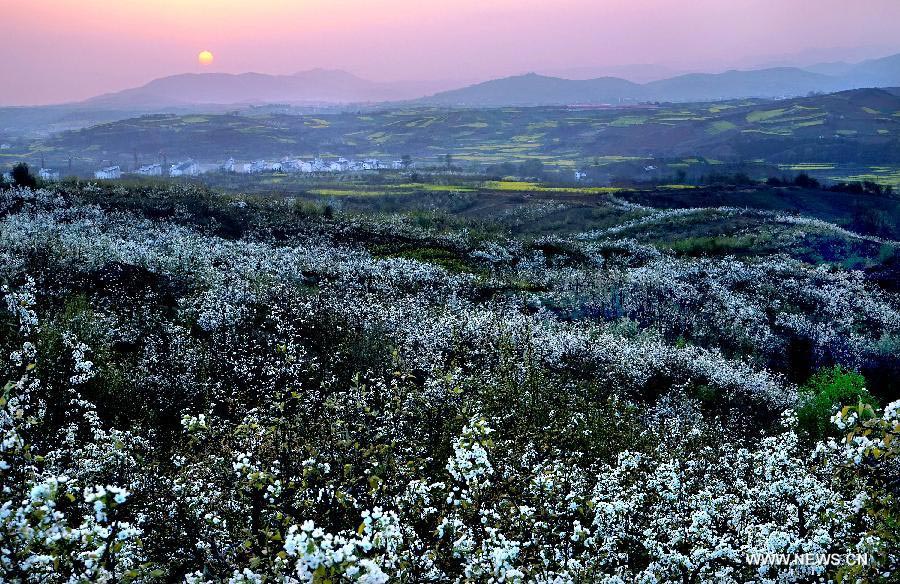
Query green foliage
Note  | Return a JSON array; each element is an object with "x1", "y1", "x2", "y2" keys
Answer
[
  {"x1": 796, "y1": 366, "x2": 878, "y2": 441},
  {"x1": 391, "y1": 246, "x2": 473, "y2": 273},
  {"x1": 832, "y1": 401, "x2": 900, "y2": 580},
  {"x1": 667, "y1": 235, "x2": 757, "y2": 257}
]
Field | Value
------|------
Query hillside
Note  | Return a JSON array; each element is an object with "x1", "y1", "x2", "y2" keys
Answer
[
  {"x1": 1, "y1": 179, "x2": 898, "y2": 580},
  {"x1": 35, "y1": 88, "x2": 900, "y2": 180}
]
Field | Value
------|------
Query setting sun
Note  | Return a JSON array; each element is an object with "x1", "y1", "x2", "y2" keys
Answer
[{"x1": 198, "y1": 50, "x2": 214, "y2": 66}]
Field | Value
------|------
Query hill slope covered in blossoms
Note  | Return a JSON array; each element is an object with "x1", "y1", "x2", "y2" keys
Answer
[{"x1": 1, "y1": 182, "x2": 899, "y2": 582}]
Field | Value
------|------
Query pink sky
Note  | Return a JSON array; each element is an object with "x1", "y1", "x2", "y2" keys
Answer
[{"x1": 3, "y1": 0, "x2": 900, "y2": 106}]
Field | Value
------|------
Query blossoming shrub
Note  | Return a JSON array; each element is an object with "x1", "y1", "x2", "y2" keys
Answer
[{"x1": 0, "y1": 184, "x2": 898, "y2": 581}]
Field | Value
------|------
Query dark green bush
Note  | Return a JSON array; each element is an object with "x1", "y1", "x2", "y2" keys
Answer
[{"x1": 796, "y1": 366, "x2": 878, "y2": 441}]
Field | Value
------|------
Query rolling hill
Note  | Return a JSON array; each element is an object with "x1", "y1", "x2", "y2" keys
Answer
[{"x1": 34, "y1": 88, "x2": 900, "y2": 179}]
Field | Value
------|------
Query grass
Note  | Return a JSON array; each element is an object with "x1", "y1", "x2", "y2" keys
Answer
[
  {"x1": 592, "y1": 156, "x2": 651, "y2": 163},
  {"x1": 746, "y1": 108, "x2": 786, "y2": 123},
  {"x1": 303, "y1": 118, "x2": 330, "y2": 129},
  {"x1": 828, "y1": 167, "x2": 900, "y2": 188},
  {"x1": 707, "y1": 121, "x2": 737, "y2": 135},
  {"x1": 394, "y1": 183, "x2": 476, "y2": 192},
  {"x1": 384, "y1": 247, "x2": 473, "y2": 273},
  {"x1": 482, "y1": 181, "x2": 621, "y2": 194},
  {"x1": 609, "y1": 116, "x2": 648, "y2": 127},
  {"x1": 666, "y1": 235, "x2": 759, "y2": 256},
  {"x1": 778, "y1": 163, "x2": 837, "y2": 171},
  {"x1": 309, "y1": 188, "x2": 390, "y2": 197}
]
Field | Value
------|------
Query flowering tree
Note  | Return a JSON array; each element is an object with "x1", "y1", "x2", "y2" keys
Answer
[{"x1": 0, "y1": 184, "x2": 897, "y2": 581}]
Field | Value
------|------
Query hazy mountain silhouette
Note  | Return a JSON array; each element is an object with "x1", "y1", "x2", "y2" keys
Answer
[
  {"x1": 76, "y1": 52, "x2": 900, "y2": 109},
  {"x1": 414, "y1": 73, "x2": 646, "y2": 107},
  {"x1": 420, "y1": 53, "x2": 900, "y2": 106},
  {"x1": 541, "y1": 64, "x2": 685, "y2": 83},
  {"x1": 642, "y1": 68, "x2": 841, "y2": 101},
  {"x1": 82, "y1": 69, "x2": 456, "y2": 108}
]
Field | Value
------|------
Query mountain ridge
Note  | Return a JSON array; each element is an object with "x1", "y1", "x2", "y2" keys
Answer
[
  {"x1": 420, "y1": 55, "x2": 900, "y2": 106},
  {"x1": 75, "y1": 52, "x2": 900, "y2": 109},
  {"x1": 82, "y1": 69, "x2": 459, "y2": 108}
]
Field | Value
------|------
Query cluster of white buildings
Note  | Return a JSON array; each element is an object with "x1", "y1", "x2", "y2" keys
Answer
[
  {"x1": 93, "y1": 160, "x2": 200, "y2": 180},
  {"x1": 233, "y1": 157, "x2": 407, "y2": 174},
  {"x1": 94, "y1": 166, "x2": 122, "y2": 180},
  {"x1": 89, "y1": 156, "x2": 408, "y2": 181},
  {"x1": 135, "y1": 160, "x2": 198, "y2": 177},
  {"x1": 169, "y1": 160, "x2": 200, "y2": 177},
  {"x1": 39, "y1": 168, "x2": 60, "y2": 181},
  {"x1": 136, "y1": 163, "x2": 163, "y2": 177}
]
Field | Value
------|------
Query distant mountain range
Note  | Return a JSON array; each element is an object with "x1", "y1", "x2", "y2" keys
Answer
[
  {"x1": 82, "y1": 69, "x2": 459, "y2": 108},
  {"x1": 74, "y1": 52, "x2": 900, "y2": 109},
  {"x1": 421, "y1": 53, "x2": 900, "y2": 106}
]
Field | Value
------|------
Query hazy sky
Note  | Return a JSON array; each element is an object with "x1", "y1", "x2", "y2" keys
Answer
[{"x1": 4, "y1": 0, "x2": 900, "y2": 106}]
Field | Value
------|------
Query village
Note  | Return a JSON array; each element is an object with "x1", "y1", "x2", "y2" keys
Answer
[
  {"x1": 8, "y1": 155, "x2": 598, "y2": 185},
  {"x1": 86, "y1": 156, "x2": 412, "y2": 181}
]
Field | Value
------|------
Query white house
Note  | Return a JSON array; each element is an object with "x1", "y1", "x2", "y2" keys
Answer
[
  {"x1": 280, "y1": 158, "x2": 300, "y2": 173},
  {"x1": 221, "y1": 158, "x2": 235, "y2": 172},
  {"x1": 170, "y1": 160, "x2": 199, "y2": 177},
  {"x1": 39, "y1": 168, "x2": 60, "y2": 181},
  {"x1": 392, "y1": 160, "x2": 404, "y2": 170},
  {"x1": 247, "y1": 160, "x2": 268, "y2": 174},
  {"x1": 574, "y1": 170, "x2": 587, "y2": 181},
  {"x1": 94, "y1": 166, "x2": 121, "y2": 180},
  {"x1": 0, "y1": 144, "x2": 11, "y2": 150},
  {"x1": 336, "y1": 157, "x2": 350, "y2": 171},
  {"x1": 136, "y1": 163, "x2": 162, "y2": 177}
]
